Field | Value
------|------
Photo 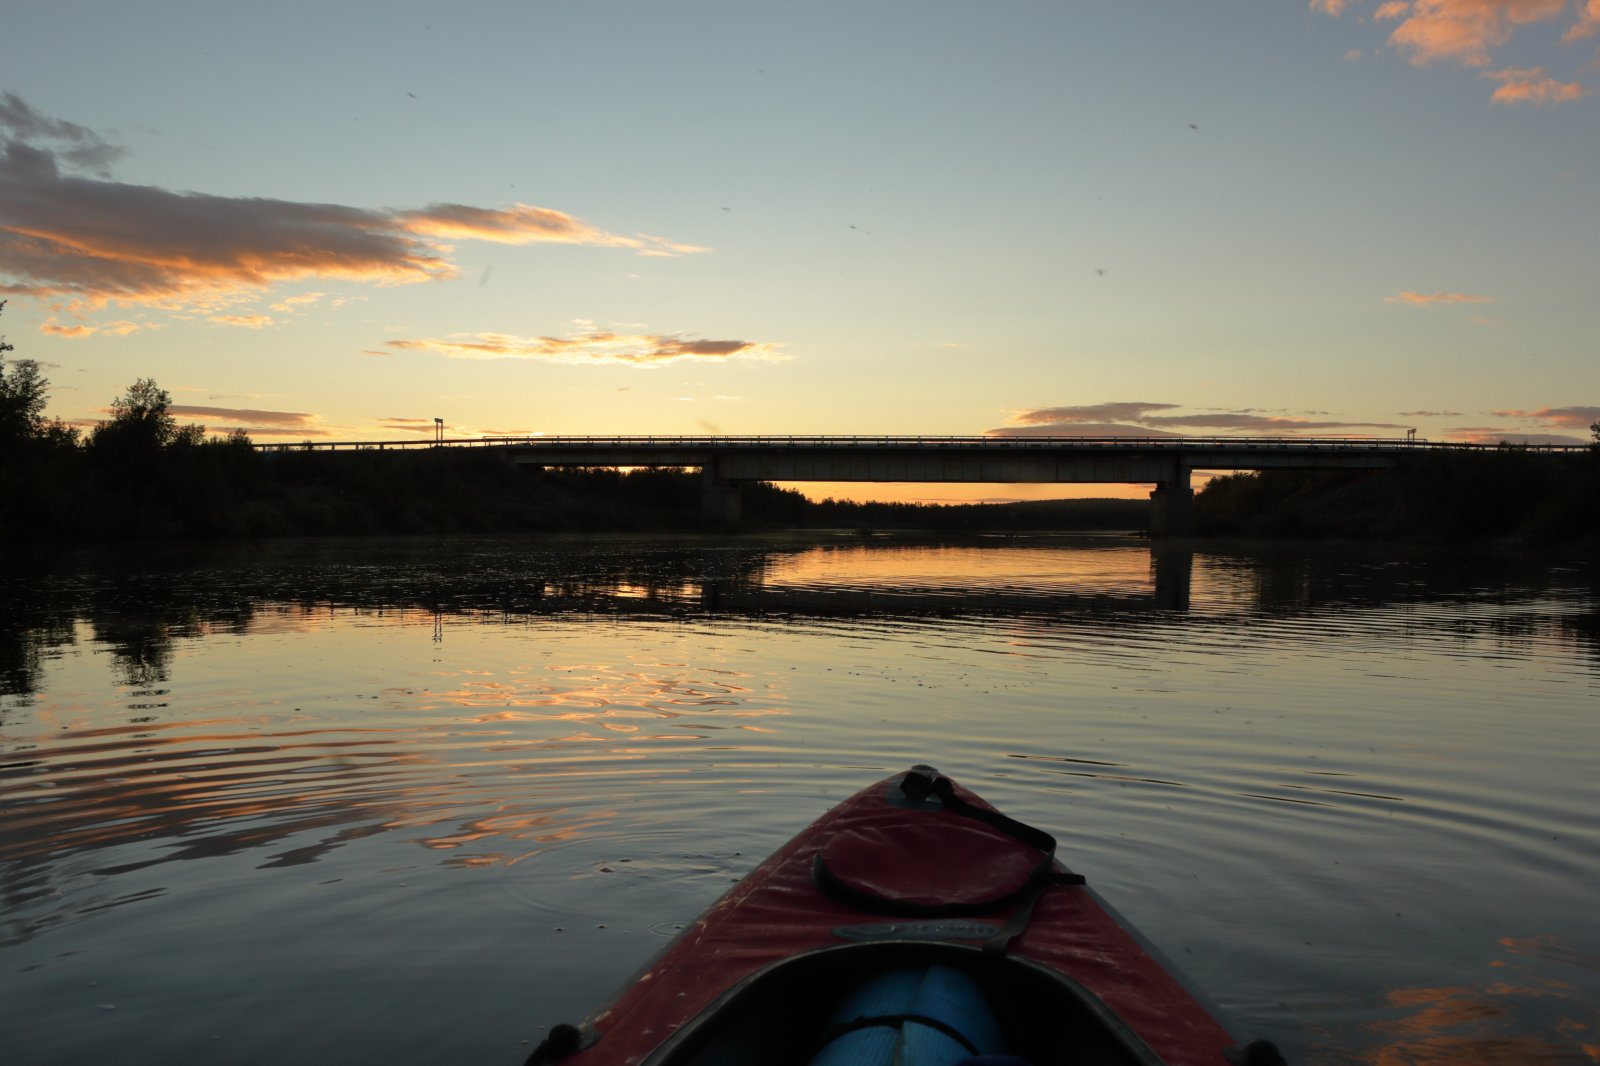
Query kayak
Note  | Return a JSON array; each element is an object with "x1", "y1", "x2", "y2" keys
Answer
[{"x1": 524, "y1": 766, "x2": 1285, "y2": 1066}]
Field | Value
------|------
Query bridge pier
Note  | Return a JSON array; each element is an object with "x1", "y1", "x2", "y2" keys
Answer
[
  {"x1": 1152, "y1": 546, "x2": 1193, "y2": 611},
  {"x1": 1149, "y1": 476, "x2": 1194, "y2": 537},
  {"x1": 700, "y1": 470, "x2": 743, "y2": 524}
]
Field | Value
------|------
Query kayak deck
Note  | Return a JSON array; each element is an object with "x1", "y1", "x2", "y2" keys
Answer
[{"x1": 531, "y1": 767, "x2": 1281, "y2": 1066}]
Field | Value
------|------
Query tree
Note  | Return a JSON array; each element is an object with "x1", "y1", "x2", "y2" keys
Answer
[
  {"x1": 92, "y1": 377, "x2": 178, "y2": 452},
  {"x1": 0, "y1": 300, "x2": 54, "y2": 444},
  {"x1": 1591, "y1": 419, "x2": 1599, "y2": 444}
]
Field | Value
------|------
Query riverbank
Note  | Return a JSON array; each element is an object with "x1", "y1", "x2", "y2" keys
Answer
[{"x1": 1193, "y1": 449, "x2": 1600, "y2": 550}]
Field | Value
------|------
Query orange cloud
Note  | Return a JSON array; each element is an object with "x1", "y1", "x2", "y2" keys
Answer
[
  {"x1": 1564, "y1": 0, "x2": 1600, "y2": 39},
  {"x1": 1449, "y1": 427, "x2": 1591, "y2": 443},
  {"x1": 386, "y1": 330, "x2": 783, "y2": 367},
  {"x1": 40, "y1": 320, "x2": 94, "y2": 338},
  {"x1": 1311, "y1": 0, "x2": 1353, "y2": 14},
  {"x1": 1384, "y1": 290, "x2": 1496, "y2": 305},
  {"x1": 269, "y1": 291, "x2": 326, "y2": 313},
  {"x1": 41, "y1": 316, "x2": 146, "y2": 337},
  {"x1": 0, "y1": 96, "x2": 707, "y2": 322},
  {"x1": 1489, "y1": 404, "x2": 1600, "y2": 427},
  {"x1": 209, "y1": 313, "x2": 275, "y2": 329},
  {"x1": 1378, "y1": 0, "x2": 1568, "y2": 67},
  {"x1": 1484, "y1": 65, "x2": 1591, "y2": 102},
  {"x1": 403, "y1": 205, "x2": 708, "y2": 257}
]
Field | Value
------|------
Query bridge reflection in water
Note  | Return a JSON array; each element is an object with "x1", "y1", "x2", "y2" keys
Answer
[{"x1": 253, "y1": 435, "x2": 1556, "y2": 535}]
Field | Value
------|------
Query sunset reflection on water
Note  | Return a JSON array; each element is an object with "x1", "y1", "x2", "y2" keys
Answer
[
  {"x1": 1347, "y1": 935, "x2": 1600, "y2": 1065},
  {"x1": 2, "y1": 535, "x2": 1596, "y2": 1064}
]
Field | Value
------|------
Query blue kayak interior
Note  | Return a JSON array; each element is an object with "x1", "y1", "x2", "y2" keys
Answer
[{"x1": 634, "y1": 942, "x2": 1168, "y2": 1066}]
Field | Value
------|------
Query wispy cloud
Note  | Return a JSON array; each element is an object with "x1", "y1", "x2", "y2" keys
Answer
[
  {"x1": 41, "y1": 317, "x2": 148, "y2": 338},
  {"x1": 152, "y1": 403, "x2": 325, "y2": 438},
  {"x1": 0, "y1": 96, "x2": 709, "y2": 325},
  {"x1": 1375, "y1": 0, "x2": 1569, "y2": 68},
  {"x1": 1443, "y1": 404, "x2": 1599, "y2": 443},
  {"x1": 402, "y1": 204, "x2": 708, "y2": 256},
  {"x1": 1483, "y1": 65, "x2": 1591, "y2": 103},
  {"x1": 170, "y1": 404, "x2": 315, "y2": 426},
  {"x1": 386, "y1": 330, "x2": 783, "y2": 367},
  {"x1": 1384, "y1": 290, "x2": 1496, "y2": 305},
  {"x1": 1564, "y1": 0, "x2": 1600, "y2": 40},
  {"x1": 990, "y1": 402, "x2": 1410, "y2": 437},
  {"x1": 1314, "y1": 2, "x2": 1595, "y2": 101},
  {"x1": 1449, "y1": 426, "x2": 1591, "y2": 444},
  {"x1": 269, "y1": 291, "x2": 326, "y2": 313},
  {"x1": 376, "y1": 417, "x2": 443, "y2": 436},
  {"x1": 1006, "y1": 402, "x2": 1181, "y2": 426},
  {"x1": 1489, "y1": 404, "x2": 1600, "y2": 428},
  {"x1": 209, "y1": 313, "x2": 274, "y2": 329},
  {"x1": 0, "y1": 92, "x2": 124, "y2": 174}
]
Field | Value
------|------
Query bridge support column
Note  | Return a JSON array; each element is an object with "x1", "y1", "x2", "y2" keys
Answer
[
  {"x1": 1149, "y1": 475, "x2": 1194, "y2": 538},
  {"x1": 700, "y1": 470, "x2": 743, "y2": 524}
]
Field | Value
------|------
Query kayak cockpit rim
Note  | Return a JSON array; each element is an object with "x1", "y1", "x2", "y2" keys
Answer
[{"x1": 622, "y1": 940, "x2": 1170, "y2": 1066}]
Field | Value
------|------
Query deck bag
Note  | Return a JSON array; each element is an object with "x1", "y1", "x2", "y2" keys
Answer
[{"x1": 809, "y1": 964, "x2": 1005, "y2": 1066}]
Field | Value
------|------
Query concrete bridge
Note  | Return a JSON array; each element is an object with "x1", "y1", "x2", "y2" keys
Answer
[{"x1": 259, "y1": 434, "x2": 1577, "y2": 534}]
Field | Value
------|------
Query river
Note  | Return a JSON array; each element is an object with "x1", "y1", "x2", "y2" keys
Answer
[{"x1": 2, "y1": 533, "x2": 1596, "y2": 1064}]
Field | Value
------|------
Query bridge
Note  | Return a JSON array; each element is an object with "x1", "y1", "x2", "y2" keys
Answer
[{"x1": 260, "y1": 435, "x2": 1589, "y2": 535}]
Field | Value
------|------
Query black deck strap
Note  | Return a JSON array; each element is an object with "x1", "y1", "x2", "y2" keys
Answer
[
  {"x1": 521, "y1": 1022, "x2": 580, "y2": 1066},
  {"x1": 982, "y1": 869, "x2": 1087, "y2": 954},
  {"x1": 820, "y1": 1012, "x2": 983, "y2": 1058},
  {"x1": 900, "y1": 770, "x2": 1087, "y2": 954},
  {"x1": 902, "y1": 771, "x2": 1061, "y2": 858}
]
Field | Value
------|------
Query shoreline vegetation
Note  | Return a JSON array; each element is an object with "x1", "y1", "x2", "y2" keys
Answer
[{"x1": 3, "y1": 319, "x2": 1597, "y2": 548}]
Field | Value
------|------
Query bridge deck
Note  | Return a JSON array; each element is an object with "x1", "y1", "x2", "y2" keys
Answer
[{"x1": 261, "y1": 433, "x2": 1586, "y2": 455}]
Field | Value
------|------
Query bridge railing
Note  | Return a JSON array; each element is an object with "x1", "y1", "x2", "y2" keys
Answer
[{"x1": 254, "y1": 434, "x2": 1593, "y2": 454}]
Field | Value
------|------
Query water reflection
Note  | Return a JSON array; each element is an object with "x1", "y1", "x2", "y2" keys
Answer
[
  {"x1": 1352, "y1": 935, "x2": 1600, "y2": 1065},
  {"x1": 1, "y1": 535, "x2": 1597, "y2": 1063},
  {"x1": 6, "y1": 536, "x2": 1597, "y2": 687}
]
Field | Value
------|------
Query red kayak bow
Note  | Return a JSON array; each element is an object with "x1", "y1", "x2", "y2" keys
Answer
[{"x1": 525, "y1": 766, "x2": 1284, "y2": 1066}]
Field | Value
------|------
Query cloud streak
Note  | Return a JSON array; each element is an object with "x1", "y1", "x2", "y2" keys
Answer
[
  {"x1": 1448, "y1": 427, "x2": 1591, "y2": 444},
  {"x1": 152, "y1": 403, "x2": 326, "y2": 438},
  {"x1": 1384, "y1": 290, "x2": 1496, "y2": 305},
  {"x1": 1489, "y1": 404, "x2": 1600, "y2": 428},
  {"x1": 1483, "y1": 65, "x2": 1591, "y2": 103},
  {"x1": 990, "y1": 401, "x2": 1411, "y2": 437},
  {"x1": 170, "y1": 404, "x2": 316, "y2": 426},
  {"x1": 386, "y1": 330, "x2": 783, "y2": 367},
  {"x1": 0, "y1": 96, "x2": 708, "y2": 322}
]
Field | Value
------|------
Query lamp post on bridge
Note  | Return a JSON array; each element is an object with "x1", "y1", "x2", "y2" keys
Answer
[{"x1": 434, "y1": 417, "x2": 444, "y2": 446}]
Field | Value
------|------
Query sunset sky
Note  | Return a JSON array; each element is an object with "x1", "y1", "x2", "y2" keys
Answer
[{"x1": 3, "y1": 1, "x2": 1597, "y2": 501}]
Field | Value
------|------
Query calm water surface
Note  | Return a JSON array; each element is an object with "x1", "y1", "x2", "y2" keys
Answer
[{"x1": 2, "y1": 534, "x2": 1597, "y2": 1064}]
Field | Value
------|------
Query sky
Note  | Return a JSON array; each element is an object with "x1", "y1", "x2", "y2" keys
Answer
[{"x1": 2, "y1": 0, "x2": 1597, "y2": 502}]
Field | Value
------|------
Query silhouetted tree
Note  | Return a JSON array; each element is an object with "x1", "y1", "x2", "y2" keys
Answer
[
  {"x1": 92, "y1": 378, "x2": 178, "y2": 451},
  {"x1": 0, "y1": 301, "x2": 53, "y2": 444}
]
